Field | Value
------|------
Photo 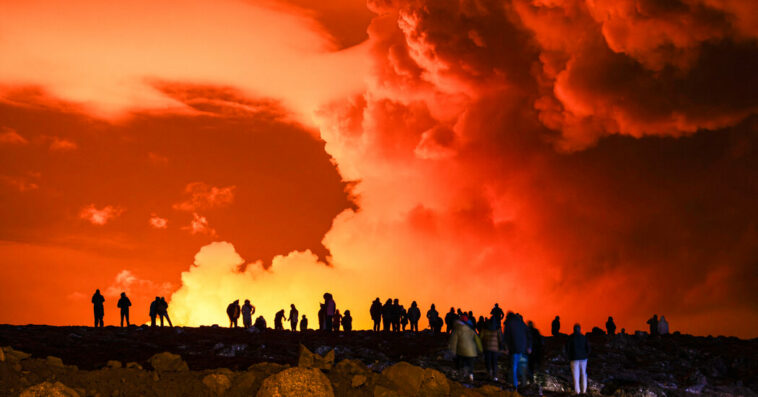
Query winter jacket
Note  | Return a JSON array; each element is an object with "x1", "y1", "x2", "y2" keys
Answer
[
  {"x1": 117, "y1": 297, "x2": 131, "y2": 311},
  {"x1": 504, "y1": 316, "x2": 529, "y2": 354},
  {"x1": 480, "y1": 328, "x2": 502, "y2": 352},
  {"x1": 448, "y1": 320, "x2": 483, "y2": 358},
  {"x1": 566, "y1": 332, "x2": 590, "y2": 361},
  {"x1": 408, "y1": 307, "x2": 421, "y2": 322}
]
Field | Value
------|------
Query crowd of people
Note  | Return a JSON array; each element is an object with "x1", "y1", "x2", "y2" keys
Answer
[{"x1": 91, "y1": 290, "x2": 670, "y2": 394}]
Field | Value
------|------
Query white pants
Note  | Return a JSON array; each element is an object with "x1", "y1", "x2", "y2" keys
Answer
[{"x1": 570, "y1": 359, "x2": 588, "y2": 394}]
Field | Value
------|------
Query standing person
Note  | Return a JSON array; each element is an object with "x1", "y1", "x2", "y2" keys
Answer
[
  {"x1": 370, "y1": 298, "x2": 383, "y2": 331},
  {"x1": 288, "y1": 304, "x2": 299, "y2": 331},
  {"x1": 323, "y1": 293, "x2": 336, "y2": 331},
  {"x1": 391, "y1": 299, "x2": 401, "y2": 332},
  {"x1": 408, "y1": 301, "x2": 421, "y2": 332},
  {"x1": 490, "y1": 304, "x2": 504, "y2": 329},
  {"x1": 551, "y1": 316, "x2": 561, "y2": 337},
  {"x1": 300, "y1": 315, "x2": 308, "y2": 331},
  {"x1": 566, "y1": 324, "x2": 590, "y2": 395},
  {"x1": 504, "y1": 312, "x2": 529, "y2": 389},
  {"x1": 158, "y1": 297, "x2": 173, "y2": 327},
  {"x1": 646, "y1": 314, "x2": 659, "y2": 336},
  {"x1": 382, "y1": 299, "x2": 393, "y2": 332},
  {"x1": 426, "y1": 304, "x2": 439, "y2": 330},
  {"x1": 226, "y1": 300, "x2": 241, "y2": 328},
  {"x1": 318, "y1": 304, "x2": 325, "y2": 331},
  {"x1": 117, "y1": 292, "x2": 131, "y2": 327},
  {"x1": 242, "y1": 300, "x2": 255, "y2": 328},
  {"x1": 527, "y1": 321, "x2": 544, "y2": 384},
  {"x1": 448, "y1": 315, "x2": 482, "y2": 382},
  {"x1": 342, "y1": 310, "x2": 353, "y2": 332},
  {"x1": 445, "y1": 308, "x2": 458, "y2": 334},
  {"x1": 400, "y1": 305, "x2": 408, "y2": 331},
  {"x1": 476, "y1": 316, "x2": 486, "y2": 335},
  {"x1": 274, "y1": 309, "x2": 286, "y2": 330},
  {"x1": 481, "y1": 318, "x2": 503, "y2": 381},
  {"x1": 605, "y1": 316, "x2": 616, "y2": 336},
  {"x1": 333, "y1": 309, "x2": 342, "y2": 331},
  {"x1": 658, "y1": 316, "x2": 669, "y2": 335},
  {"x1": 91, "y1": 290, "x2": 105, "y2": 328},
  {"x1": 149, "y1": 297, "x2": 160, "y2": 327}
]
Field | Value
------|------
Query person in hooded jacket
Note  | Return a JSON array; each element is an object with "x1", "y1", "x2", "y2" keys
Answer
[
  {"x1": 342, "y1": 310, "x2": 353, "y2": 332},
  {"x1": 606, "y1": 316, "x2": 616, "y2": 336},
  {"x1": 445, "y1": 308, "x2": 458, "y2": 334},
  {"x1": 504, "y1": 312, "x2": 529, "y2": 389},
  {"x1": 370, "y1": 298, "x2": 383, "y2": 331},
  {"x1": 480, "y1": 318, "x2": 503, "y2": 380},
  {"x1": 92, "y1": 290, "x2": 105, "y2": 328},
  {"x1": 426, "y1": 304, "x2": 439, "y2": 331},
  {"x1": 407, "y1": 301, "x2": 421, "y2": 332},
  {"x1": 566, "y1": 323, "x2": 590, "y2": 395},
  {"x1": 382, "y1": 299, "x2": 393, "y2": 332},
  {"x1": 448, "y1": 315, "x2": 483, "y2": 382},
  {"x1": 300, "y1": 315, "x2": 308, "y2": 331},
  {"x1": 117, "y1": 292, "x2": 131, "y2": 327}
]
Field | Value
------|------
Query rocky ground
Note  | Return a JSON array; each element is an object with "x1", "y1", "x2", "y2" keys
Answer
[{"x1": 0, "y1": 325, "x2": 755, "y2": 396}]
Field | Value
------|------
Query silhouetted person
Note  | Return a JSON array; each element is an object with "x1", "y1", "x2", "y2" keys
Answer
[
  {"x1": 448, "y1": 315, "x2": 482, "y2": 382},
  {"x1": 658, "y1": 316, "x2": 669, "y2": 335},
  {"x1": 288, "y1": 304, "x2": 299, "y2": 331},
  {"x1": 445, "y1": 308, "x2": 458, "y2": 334},
  {"x1": 490, "y1": 304, "x2": 504, "y2": 329},
  {"x1": 504, "y1": 312, "x2": 528, "y2": 389},
  {"x1": 333, "y1": 309, "x2": 342, "y2": 331},
  {"x1": 566, "y1": 324, "x2": 590, "y2": 395},
  {"x1": 481, "y1": 318, "x2": 503, "y2": 380},
  {"x1": 391, "y1": 299, "x2": 401, "y2": 332},
  {"x1": 426, "y1": 304, "x2": 439, "y2": 331},
  {"x1": 158, "y1": 297, "x2": 172, "y2": 327},
  {"x1": 606, "y1": 316, "x2": 616, "y2": 336},
  {"x1": 300, "y1": 315, "x2": 308, "y2": 331},
  {"x1": 227, "y1": 300, "x2": 241, "y2": 328},
  {"x1": 551, "y1": 315, "x2": 560, "y2": 337},
  {"x1": 382, "y1": 299, "x2": 393, "y2": 332},
  {"x1": 117, "y1": 292, "x2": 131, "y2": 327},
  {"x1": 242, "y1": 300, "x2": 255, "y2": 328},
  {"x1": 432, "y1": 317, "x2": 444, "y2": 334},
  {"x1": 408, "y1": 301, "x2": 421, "y2": 332},
  {"x1": 318, "y1": 304, "x2": 325, "y2": 330},
  {"x1": 274, "y1": 309, "x2": 285, "y2": 330},
  {"x1": 647, "y1": 314, "x2": 659, "y2": 336},
  {"x1": 370, "y1": 298, "x2": 382, "y2": 331},
  {"x1": 91, "y1": 289, "x2": 105, "y2": 328},
  {"x1": 476, "y1": 316, "x2": 486, "y2": 334},
  {"x1": 254, "y1": 315, "x2": 267, "y2": 331},
  {"x1": 400, "y1": 305, "x2": 408, "y2": 331},
  {"x1": 527, "y1": 320, "x2": 544, "y2": 383},
  {"x1": 149, "y1": 297, "x2": 160, "y2": 327},
  {"x1": 323, "y1": 293, "x2": 336, "y2": 331},
  {"x1": 342, "y1": 310, "x2": 353, "y2": 332}
]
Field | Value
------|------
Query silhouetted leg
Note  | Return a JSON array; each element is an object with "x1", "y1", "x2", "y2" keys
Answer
[{"x1": 125, "y1": 310, "x2": 130, "y2": 326}]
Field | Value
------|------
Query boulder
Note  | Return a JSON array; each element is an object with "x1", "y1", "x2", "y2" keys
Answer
[
  {"x1": 203, "y1": 373, "x2": 232, "y2": 395},
  {"x1": 256, "y1": 367, "x2": 334, "y2": 397},
  {"x1": 352, "y1": 374, "x2": 368, "y2": 388},
  {"x1": 106, "y1": 360, "x2": 122, "y2": 369},
  {"x1": 46, "y1": 356, "x2": 65, "y2": 368},
  {"x1": 298, "y1": 344, "x2": 334, "y2": 370},
  {"x1": 3, "y1": 346, "x2": 31, "y2": 362},
  {"x1": 20, "y1": 381, "x2": 80, "y2": 397},
  {"x1": 148, "y1": 352, "x2": 188, "y2": 372},
  {"x1": 373, "y1": 385, "x2": 400, "y2": 397},
  {"x1": 383, "y1": 361, "x2": 449, "y2": 396},
  {"x1": 126, "y1": 362, "x2": 142, "y2": 370}
]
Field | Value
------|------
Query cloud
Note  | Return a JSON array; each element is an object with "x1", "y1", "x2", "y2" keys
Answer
[
  {"x1": 79, "y1": 204, "x2": 124, "y2": 225},
  {"x1": 149, "y1": 215, "x2": 168, "y2": 229},
  {"x1": 49, "y1": 137, "x2": 77, "y2": 151},
  {"x1": 182, "y1": 213, "x2": 216, "y2": 236},
  {"x1": 173, "y1": 182, "x2": 235, "y2": 212},
  {"x1": 0, "y1": 127, "x2": 28, "y2": 144},
  {"x1": 104, "y1": 269, "x2": 173, "y2": 298},
  {"x1": 0, "y1": 174, "x2": 40, "y2": 192}
]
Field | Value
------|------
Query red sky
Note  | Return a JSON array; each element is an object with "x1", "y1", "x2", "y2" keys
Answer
[{"x1": 0, "y1": 0, "x2": 756, "y2": 338}]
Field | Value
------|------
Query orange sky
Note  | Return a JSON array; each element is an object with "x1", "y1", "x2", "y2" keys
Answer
[{"x1": 0, "y1": 0, "x2": 757, "y2": 338}]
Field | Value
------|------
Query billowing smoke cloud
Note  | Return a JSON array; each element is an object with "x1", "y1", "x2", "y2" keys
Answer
[{"x1": 171, "y1": 0, "x2": 758, "y2": 336}]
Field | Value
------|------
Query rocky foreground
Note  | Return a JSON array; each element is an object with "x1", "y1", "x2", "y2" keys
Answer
[{"x1": 0, "y1": 325, "x2": 756, "y2": 396}]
